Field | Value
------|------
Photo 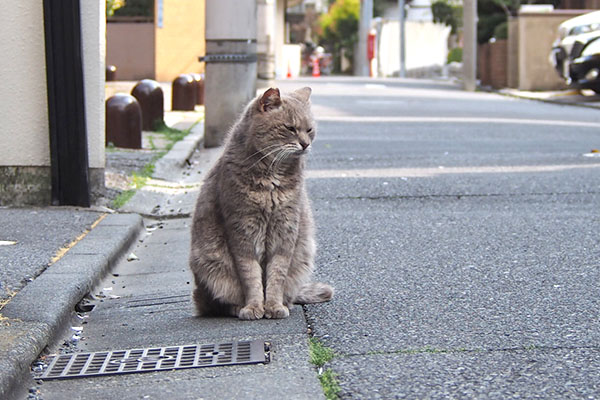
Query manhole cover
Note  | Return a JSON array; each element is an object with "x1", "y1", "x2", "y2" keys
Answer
[{"x1": 35, "y1": 340, "x2": 270, "y2": 380}]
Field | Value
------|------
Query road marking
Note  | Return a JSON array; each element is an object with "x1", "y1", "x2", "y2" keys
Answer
[
  {"x1": 307, "y1": 163, "x2": 600, "y2": 179},
  {"x1": 316, "y1": 116, "x2": 600, "y2": 128}
]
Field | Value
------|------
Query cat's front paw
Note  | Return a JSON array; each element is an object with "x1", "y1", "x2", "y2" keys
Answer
[
  {"x1": 238, "y1": 303, "x2": 264, "y2": 320},
  {"x1": 264, "y1": 302, "x2": 289, "y2": 319}
]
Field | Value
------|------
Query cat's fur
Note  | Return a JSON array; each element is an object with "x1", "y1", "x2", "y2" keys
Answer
[{"x1": 189, "y1": 87, "x2": 333, "y2": 320}]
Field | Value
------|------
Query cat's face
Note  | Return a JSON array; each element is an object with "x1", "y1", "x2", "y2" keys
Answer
[{"x1": 250, "y1": 87, "x2": 316, "y2": 160}]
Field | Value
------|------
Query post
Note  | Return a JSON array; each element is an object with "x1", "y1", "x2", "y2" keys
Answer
[
  {"x1": 398, "y1": 0, "x2": 406, "y2": 78},
  {"x1": 463, "y1": 0, "x2": 477, "y2": 91},
  {"x1": 43, "y1": 0, "x2": 90, "y2": 206},
  {"x1": 357, "y1": 0, "x2": 373, "y2": 76},
  {"x1": 204, "y1": 0, "x2": 257, "y2": 148}
]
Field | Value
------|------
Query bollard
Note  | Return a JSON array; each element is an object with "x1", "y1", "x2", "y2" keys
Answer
[
  {"x1": 131, "y1": 79, "x2": 164, "y2": 131},
  {"x1": 106, "y1": 65, "x2": 117, "y2": 81},
  {"x1": 105, "y1": 94, "x2": 142, "y2": 149},
  {"x1": 190, "y1": 73, "x2": 205, "y2": 105},
  {"x1": 171, "y1": 74, "x2": 196, "y2": 111}
]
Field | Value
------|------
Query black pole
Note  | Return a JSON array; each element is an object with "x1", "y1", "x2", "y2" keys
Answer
[{"x1": 43, "y1": 0, "x2": 90, "y2": 207}]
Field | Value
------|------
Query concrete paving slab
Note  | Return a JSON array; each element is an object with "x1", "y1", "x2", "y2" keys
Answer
[
  {"x1": 0, "y1": 213, "x2": 143, "y2": 399},
  {"x1": 38, "y1": 334, "x2": 323, "y2": 400}
]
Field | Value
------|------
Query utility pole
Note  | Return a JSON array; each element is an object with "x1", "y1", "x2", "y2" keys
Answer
[
  {"x1": 203, "y1": 0, "x2": 257, "y2": 147},
  {"x1": 463, "y1": 0, "x2": 477, "y2": 91},
  {"x1": 398, "y1": 0, "x2": 406, "y2": 78},
  {"x1": 357, "y1": 0, "x2": 373, "y2": 76}
]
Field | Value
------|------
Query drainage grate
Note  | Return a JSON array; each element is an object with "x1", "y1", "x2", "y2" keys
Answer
[{"x1": 35, "y1": 340, "x2": 269, "y2": 380}]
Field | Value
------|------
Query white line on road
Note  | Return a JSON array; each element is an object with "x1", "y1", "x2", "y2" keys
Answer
[
  {"x1": 316, "y1": 116, "x2": 600, "y2": 128},
  {"x1": 307, "y1": 163, "x2": 600, "y2": 179}
]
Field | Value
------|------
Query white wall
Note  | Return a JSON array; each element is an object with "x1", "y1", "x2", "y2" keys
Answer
[
  {"x1": 377, "y1": 20, "x2": 450, "y2": 77},
  {"x1": 81, "y1": 1, "x2": 105, "y2": 170},
  {"x1": 0, "y1": 3, "x2": 49, "y2": 167},
  {"x1": 0, "y1": 2, "x2": 105, "y2": 170}
]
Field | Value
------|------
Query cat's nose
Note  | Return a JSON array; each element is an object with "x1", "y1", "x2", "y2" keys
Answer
[{"x1": 299, "y1": 141, "x2": 309, "y2": 150}]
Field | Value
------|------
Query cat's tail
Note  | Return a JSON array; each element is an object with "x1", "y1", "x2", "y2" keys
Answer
[{"x1": 294, "y1": 282, "x2": 334, "y2": 304}]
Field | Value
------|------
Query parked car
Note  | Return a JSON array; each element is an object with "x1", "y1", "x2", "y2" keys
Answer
[{"x1": 550, "y1": 10, "x2": 600, "y2": 93}]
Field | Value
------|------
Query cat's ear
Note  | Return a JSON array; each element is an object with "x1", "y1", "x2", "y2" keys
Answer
[
  {"x1": 294, "y1": 87, "x2": 312, "y2": 103},
  {"x1": 259, "y1": 88, "x2": 282, "y2": 112}
]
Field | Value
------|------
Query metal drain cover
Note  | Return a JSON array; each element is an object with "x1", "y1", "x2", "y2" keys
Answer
[{"x1": 35, "y1": 340, "x2": 270, "y2": 380}]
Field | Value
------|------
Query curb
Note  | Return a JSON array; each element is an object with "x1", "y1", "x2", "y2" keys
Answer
[
  {"x1": 0, "y1": 213, "x2": 143, "y2": 400},
  {"x1": 483, "y1": 86, "x2": 600, "y2": 110},
  {"x1": 153, "y1": 121, "x2": 204, "y2": 181}
]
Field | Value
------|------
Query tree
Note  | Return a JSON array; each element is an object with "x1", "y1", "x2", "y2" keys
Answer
[
  {"x1": 477, "y1": 0, "x2": 561, "y2": 44},
  {"x1": 319, "y1": 0, "x2": 360, "y2": 73},
  {"x1": 431, "y1": 0, "x2": 463, "y2": 34},
  {"x1": 106, "y1": 0, "x2": 125, "y2": 17}
]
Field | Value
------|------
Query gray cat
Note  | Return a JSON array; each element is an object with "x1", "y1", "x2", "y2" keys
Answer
[{"x1": 189, "y1": 87, "x2": 333, "y2": 320}]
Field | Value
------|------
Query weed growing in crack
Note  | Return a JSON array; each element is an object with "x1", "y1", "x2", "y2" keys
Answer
[{"x1": 308, "y1": 337, "x2": 340, "y2": 400}]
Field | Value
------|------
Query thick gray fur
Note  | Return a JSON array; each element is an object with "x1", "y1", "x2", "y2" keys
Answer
[{"x1": 189, "y1": 87, "x2": 334, "y2": 320}]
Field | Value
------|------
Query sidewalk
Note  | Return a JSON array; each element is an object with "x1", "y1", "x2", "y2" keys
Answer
[
  {"x1": 495, "y1": 87, "x2": 600, "y2": 109},
  {"x1": 0, "y1": 109, "x2": 204, "y2": 399}
]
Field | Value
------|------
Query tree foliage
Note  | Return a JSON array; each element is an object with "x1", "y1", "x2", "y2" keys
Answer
[
  {"x1": 431, "y1": 0, "x2": 462, "y2": 34},
  {"x1": 112, "y1": 0, "x2": 153, "y2": 17},
  {"x1": 106, "y1": 0, "x2": 125, "y2": 17},
  {"x1": 477, "y1": 0, "x2": 561, "y2": 43},
  {"x1": 319, "y1": 0, "x2": 360, "y2": 73}
]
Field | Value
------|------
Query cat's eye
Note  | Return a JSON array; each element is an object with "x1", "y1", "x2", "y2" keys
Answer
[
  {"x1": 307, "y1": 127, "x2": 313, "y2": 133},
  {"x1": 285, "y1": 125, "x2": 297, "y2": 133}
]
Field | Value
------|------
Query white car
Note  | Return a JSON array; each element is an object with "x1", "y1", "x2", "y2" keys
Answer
[{"x1": 550, "y1": 10, "x2": 600, "y2": 86}]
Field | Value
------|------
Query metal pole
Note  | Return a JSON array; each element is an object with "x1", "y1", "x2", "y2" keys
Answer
[
  {"x1": 398, "y1": 0, "x2": 406, "y2": 78},
  {"x1": 463, "y1": 0, "x2": 477, "y2": 91},
  {"x1": 358, "y1": 0, "x2": 373, "y2": 76}
]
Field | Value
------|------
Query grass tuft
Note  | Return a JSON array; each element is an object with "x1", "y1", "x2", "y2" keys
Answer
[
  {"x1": 111, "y1": 189, "x2": 136, "y2": 209},
  {"x1": 309, "y1": 337, "x2": 335, "y2": 367},
  {"x1": 319, "y1": 369, "x2": 341, "y2": 400}
]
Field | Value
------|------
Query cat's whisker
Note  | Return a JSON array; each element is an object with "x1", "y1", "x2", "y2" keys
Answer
[
  {"x1": 269, "y1": 146, "x2": 292, "y2": 171},
  {"x1": 242, "y1": 144, "x2": 281, "y2": 163},
  {"x1": 248, "y1": 146, "x2": 284, "y2": 170},
  {"x1": 271, "y1": 146, "x2": 297, "y2": 172}
]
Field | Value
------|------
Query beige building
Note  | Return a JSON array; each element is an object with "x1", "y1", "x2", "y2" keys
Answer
[
  {"x1": 0, "y1": 2, "x2": 105, "y2": 205},
  {"x1": 107, "y1": 0, "x2": 206, "y2": 82}
]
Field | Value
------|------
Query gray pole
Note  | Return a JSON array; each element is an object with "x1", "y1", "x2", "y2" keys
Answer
[
  {"x1": 204, "y1": 0, "x2": 257, "y2": 148},
  {"x1": 462, "y1": 0, "x2": 477, "y2": 91},
  {"x1": 357, "y1": 0, "x2": 373, "y2": 76},
  {"x1": 398, "y1": 0, "x2": 406, "y2": 78}
]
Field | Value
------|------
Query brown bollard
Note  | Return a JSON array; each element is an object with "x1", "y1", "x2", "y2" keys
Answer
[
  {"x1": 105, "y1": 94, "x2": 142, "y2": 149},
  {"x1": 131, "y1": 79, "x2": 164, "y2": 131},
  {"x1": 190, "y1": 73, "x2": 205, "y2": 105},
  {"x1": 106, "y1": 65, "x2": 117, "y2": 81},
  {"x1": 171, "y1": 74, "x2": 196, "y2": 111}
]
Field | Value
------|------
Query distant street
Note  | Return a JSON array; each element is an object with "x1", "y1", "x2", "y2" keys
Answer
[{"x1": 35, "y1": 77, "x2": 600, "y2": 399}]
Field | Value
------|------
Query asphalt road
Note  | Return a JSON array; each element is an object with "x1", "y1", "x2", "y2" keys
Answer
[
  {"x1": 290, "y1": 78, "x2": 600, "y2": 398},
  {"x1": 33, "y1": 77, "x2": 600, "y2": 399},
  {"x1": 0, "y1": 209, "x2": 101, "y2": 304}
]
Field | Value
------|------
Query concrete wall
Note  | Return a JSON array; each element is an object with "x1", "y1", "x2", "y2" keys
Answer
[
  {"x1": 507, "y1": 17, "x2": 519, "y2": 88},
  {"x1": 274, "y1": 0, "x2": 287, "y2": 78},
  {"x1": 516, "y1": 10, "x2": 586, "y2": 91},
  {"x1": 0, "y1": 2, "x2": 105, "y2": 205},
  {"x1": 0, "y1": 3, "x2": 49, "y2": 168},
  {"x1": 155, "y1": 0, "x2": 205, "y2": 82},
  {"x1": 377, "y1": 20, "x2": 450, "y2": 77},
  {"x1": 0, "y1": 3, "x2": 51, "y2": 204},
  {"x1": 81, "y1": 1, "x2": 106, "y2": 178},
  {"x1": 106, "y1": 22, "x2": 155, "y2": 80}
]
